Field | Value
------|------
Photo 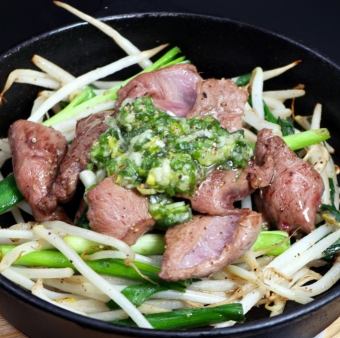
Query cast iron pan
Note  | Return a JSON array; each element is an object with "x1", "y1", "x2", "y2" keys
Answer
[{"x1": 0, "y1": 13, "x2": 339, "y2": 338}]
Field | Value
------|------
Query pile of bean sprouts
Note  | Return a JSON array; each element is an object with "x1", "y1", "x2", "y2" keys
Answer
[{"x1": 0, "y1": 1, "x2": 338, "y2": 329}]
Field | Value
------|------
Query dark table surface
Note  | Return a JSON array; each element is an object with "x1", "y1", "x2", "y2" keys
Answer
[{"x1": 1, "y1": 0, "x2": 340, "y2": 65}]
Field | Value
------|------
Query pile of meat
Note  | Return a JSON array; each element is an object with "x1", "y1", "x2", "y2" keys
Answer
[{"x1": 8, "y1": 64, "x2": 323, "y2": 281}]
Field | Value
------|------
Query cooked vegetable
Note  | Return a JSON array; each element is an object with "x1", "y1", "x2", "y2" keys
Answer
[
  {"x1": 43, "y1": 47, "x2": 185, "y2": 127},
  {"x1": 0, "y1": 174, "x2": 23, "y2": 214},
  {"x1": 114, "y1": 303, "x2": 244, "y2": 330},
  {"x1": 264, "y1": 102, "x2": 295, "y2": 136},
  {"x1": 235, "y1": 73, "x2": 251, "y2": 86},
  {"x1": 54, "y1": 1, "x2": 152, "y2": 69},
  {"x1": 320, "y1": 204, "x2": 340, "y2": 226},
  {"x1": 131, "y1": 234, "x2": 165, "y2": 255},
  {"x1": 62, "y1": 86, "x2": 96, "y2": 110},
  {"x1": 252, "y1": 230, "x2": 290, "y2": 256},
  {"x1": 107, "y1": 283, "x2": 167, "y2": 309},
  {"x1": 233, "y1": 60, "x2": 300, "y2": 87},
  {"x1": 29, "y1": 44, "x2": 166, "y2": 124},
  {"x1": 0, "y1": 246, "x2": 159, "y2": 282},
  {"x1": 148, "y1": 195, "x2": 192, "y2": 228},
  {"x1": 329, "y1": 178, "x2": 336, "y2": 207},
  {"x1": 90, "y1": 96, "x2": 253, "y2": 196},
  {"x1": 63, "y1": 236, "x2": 100, "y2": 254},
  {"x1": 323, "y1": 239, "x2": 340, "y2": 260},
  {"x1": 283, "y1": 128, "x2": 330, "y2": 151}
]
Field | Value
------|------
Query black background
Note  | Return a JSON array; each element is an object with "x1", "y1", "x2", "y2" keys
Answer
[{"x1": 1, "y1": 0, "x2": 340, "y2": 65}]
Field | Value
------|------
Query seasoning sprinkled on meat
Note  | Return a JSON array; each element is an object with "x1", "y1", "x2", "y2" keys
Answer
[
  {"x1": 188, "y1": 79, "x2": 248, "y2": 132},
  {"x1": 249, "y1": 128, "x2": 324, "y2": 233},
  {"x1": 160, "y1": 209, "x2": 262, "y2": 281},
  {"x1": 190, "y1": 169, "x2": 251, "y2": 215},
  {"x1": 117, "y1": 64, "x2": 201, "y2": 116},
  {"x1": 9, "y1": 120, "x2": 68, "y2": 221},
  {"x1": 87, "y1": 177, "x2": 155, "y2": 245}
]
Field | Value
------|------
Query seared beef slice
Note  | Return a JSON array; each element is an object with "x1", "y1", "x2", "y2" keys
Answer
[
  {"x1": 87, "y1": 177, "x2": 155, "y2": 245},
  {"x1": 249, "y1": 129, "x2": 323, "y2": 233},
  {"x1": 190, "y1": 169, "x2": 251, "y2": 215},
  {"x1": 160, "y1": 210, "x2": 262, "y2": 281},
  {"x1": 54, "y1": 111, "x2": 112, "y2": 203},
  {"x1": 9, "y1": 120, "x2": 67, "y2": 221},
  {"x1": 117, "y1": 64, "x2": 201, "y2": 116},
  {"x1": 188, "y1": 79, "x2": 248, "y2": 132}
]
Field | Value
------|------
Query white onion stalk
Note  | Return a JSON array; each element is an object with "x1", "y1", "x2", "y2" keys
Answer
[
  {"x1": 57, "y1": 298, "x2": 109, "y2": 314},
  {"x1": 0, "y1": 229, "x2": 34, "y2": 240},
  {"x1": 311, "y1": 103, "x2": 322, "y2": 129},
  {"x1": 32, "y1": 54, "x2": 75, "y2": 84},
  {"x1": 281, "y1": 230, "x2": 340, "y2": 277},
  {"x1": 145, "y1": 299, "x2": 184, "y2": 310},
  {"x1": 54, "y1": 1, "x2": 152, "y2": 68},
  {"x1": 226, "y1": 265, "x2": 313, "y2": 304},
  {"x1": 44, "y1": 221, "x2": 134, "y2": 260},
  {"x1": 300, "y1": 259, "x2": 340, "y2": 297},
  {"x1": 263, "y1": 280, "x2": 313, "y2": 304},
  {"x1": 0, "y1": 70, "x2": 60, "y2": 101},
  {"x1": 52, "y1": 100, "x2": 115, "y2": 141},
  {"x1": 189, "y1": 280, "x2": 236, "y2": 292},
  {"x1": 33, "y1": 225, "x2": 152, "y2": 328},
  {"x1": 304, "y1": 145, "x2": 330, "y2": 173},
  {"x1": 263, "y1": 89, "x2": 305, "y2": 101},
  {"x1": 226, "y1": 265, "x2": 260, "y2": 284},
  {"x1": 244, "y1": 104, "x2": 282, "y2": 135},
  {"x1": 138, "y1": 303, "x2": 172, "y2": 315},
  {"x1": 262, "y1": 60, "x2": 301, "y2": 81},
  {"x1": 28, "y1": 44, "x2": 165, "y2": 123},
  {"x1": 152, "y1": 289, "x2": 227, "y2": 304},
  {"x1": 103, "y1": 276, "x2": 138, "y2": 286},
  {"x1": 90, "y1": 309, "x2": 128, "y2": 321},
  {"x1": 32, "y1": 279, "x2": 86, "y2": 315},
  {"x1": 86, "y1": 250, "x2": 158, "y2": 266},
  {"x1": 1, "y1": 267, "x2": 72, "y2": 300},
  {"x1": 250, "y1": 67, "x2": 264, "y2": 118},
  {"x1": 31, "y1": 96, "x2": 49, "y2": 120},
  {"x1": 31, "y1": 90, "x2": 55, "y2": 120},
  {"x1": 1, "y1": 267, "x2": 35, "y2": 290},
  {"x1": 9, "y1": 223, "x2": 33, "y2": 231},
  {"x1": 232, "y1": 60, "x2": 300, "y2": 84},
  {"x1": 302, "y1": 105, "x2": 329, "y2": 205},
  {"x1": 79, "y1": 170, "x2": 97, "y2": 189},
  {"x1": 43, "y1": 278, "x2": 110, "y2": 302},
  {"x1": 94, "y1": 80, "x2": 123, "y2": 89},
  {"x1": 267, "y1": 224, "x2": 334, "y2": 271},
  {"x1": 263, "y1": 97, "x2": 292, "y2": 119},
  {"x1": 290, "y1": 268, "x2": 320, "y2": 287},
  {"x1": 12, "y1": 267, "x2": 74, "y2": 279}
]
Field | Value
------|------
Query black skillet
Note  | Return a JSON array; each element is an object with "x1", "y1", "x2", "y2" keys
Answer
[{"x1": 0, "y1": 13, "x2": 339, "y2": 338}]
